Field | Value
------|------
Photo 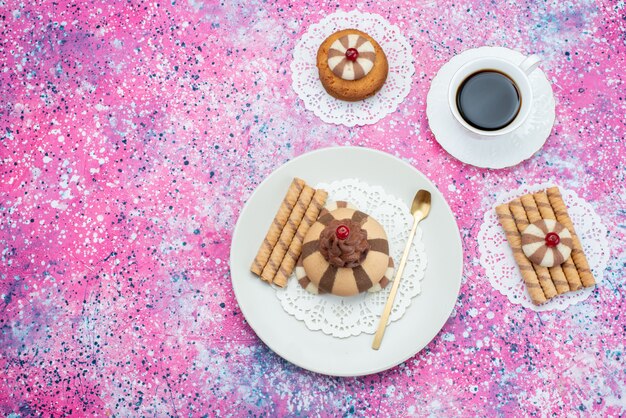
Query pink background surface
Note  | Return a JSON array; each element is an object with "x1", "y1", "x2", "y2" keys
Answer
[{"x1": 1, "y1": 0, "x2": 625, "y2": 416}]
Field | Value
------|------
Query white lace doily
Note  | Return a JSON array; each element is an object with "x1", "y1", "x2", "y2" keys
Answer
[
  {"x1": 478, "y1": 183, "x2": 609, "y2": 311},
  {"x1": 275, "y1": 179, "x2": 427, "y2": 338},
  {"x1": 290, "y1": 11, "x2": 415, "y2": 126}
]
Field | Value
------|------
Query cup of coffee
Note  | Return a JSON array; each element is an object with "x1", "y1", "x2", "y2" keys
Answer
[{"x1": 448, "y1": 54, "x2": 541, "y2": 137}]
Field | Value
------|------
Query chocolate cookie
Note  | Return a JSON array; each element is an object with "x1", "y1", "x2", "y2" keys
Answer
[{"x1": 316, "y1": 29, "x2": 388, "y2": 102}]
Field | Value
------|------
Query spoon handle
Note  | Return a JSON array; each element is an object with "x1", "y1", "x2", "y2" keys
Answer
[{"x1": 372, "y1": 213, "x2": 421, "y2": 350}]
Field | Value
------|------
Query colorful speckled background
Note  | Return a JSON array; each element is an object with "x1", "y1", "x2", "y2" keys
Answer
[{"x1": 1, "y1": 0, "x2": 625, "y2": 415}]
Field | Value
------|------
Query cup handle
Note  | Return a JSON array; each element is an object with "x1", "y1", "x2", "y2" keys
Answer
[{"x1": 519, "y1": 54, "x2": 541, "y2": 75}]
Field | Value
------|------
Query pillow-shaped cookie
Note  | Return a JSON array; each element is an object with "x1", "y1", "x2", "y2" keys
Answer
[
  {"x1": 521, "y1": 219, "x2": 573, "y2": 267},
  {"x1": 296, "y1": 201, "x2": 394, "y2": 296},
  {"x1": 316, "y1": 29, "x2": 389, "y2": 102}
]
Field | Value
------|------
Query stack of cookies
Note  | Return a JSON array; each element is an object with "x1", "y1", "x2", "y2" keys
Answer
[
  {"x1": 496, "y1": 186, "x2": 595, "y2": 305},
  {"x1": 250, "y1": 178, "x2": 328, "y2": 287}
]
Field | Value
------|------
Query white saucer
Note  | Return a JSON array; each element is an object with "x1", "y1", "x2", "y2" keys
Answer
[{"x1": 426, "y1": 47, "x2": 556, "y2": 169}]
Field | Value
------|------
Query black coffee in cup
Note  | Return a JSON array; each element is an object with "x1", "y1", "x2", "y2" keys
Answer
[{"x1": 456, "y1": 70, "x2": 521, "y2": 131}]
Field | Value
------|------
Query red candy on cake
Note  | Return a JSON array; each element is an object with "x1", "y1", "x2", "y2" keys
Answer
[
  {"x1": 335, "y1": 224, "x2": 350, "y2": 240},
  {"x1": 545, "y1": 232, "x2": 560, "y2": 247},
  {"x1": 345, "y1": 48, "x2": 359, "y2": 62}
]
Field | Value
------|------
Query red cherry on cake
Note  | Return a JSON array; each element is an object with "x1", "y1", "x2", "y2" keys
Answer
[
  {"x1": 345, "y1": 48, "x2": 359, "y2": 62},
  {"x1": 545, "y1": 232, "x2": 560, "y2": 247},
  {"x1": 335, "y1": 225, "x2": 350, "y2": 240}
]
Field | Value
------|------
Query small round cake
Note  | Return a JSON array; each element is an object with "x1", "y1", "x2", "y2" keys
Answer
[
  {"x1": 316, "y1": 29, "x2": 388, "y2": 102},
  {"x1": 296, "y1": 201, "x2": 393, "y2": 296}
]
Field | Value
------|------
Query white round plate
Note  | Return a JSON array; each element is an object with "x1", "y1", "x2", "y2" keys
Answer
[
  {"x1": 230, "y1": 147, "x2": 463, "y2": 376},
  {"x1": 426, "y1": 47, "x2": 556, "y2": 169}
]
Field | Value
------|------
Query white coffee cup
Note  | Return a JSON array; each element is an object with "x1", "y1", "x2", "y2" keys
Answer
[{"x1": 448, "y1": 54, "x2": 541, "y2": 137}]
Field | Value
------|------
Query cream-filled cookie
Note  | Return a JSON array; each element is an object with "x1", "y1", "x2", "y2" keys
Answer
[{"x1": 521, "y1": 219, "x2": 573, "y2": 267}]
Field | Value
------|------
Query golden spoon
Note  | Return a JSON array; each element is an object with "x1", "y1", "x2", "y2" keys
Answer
[{"x1": 372, "y1": 189, "x2": 432, "y2": 350}]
